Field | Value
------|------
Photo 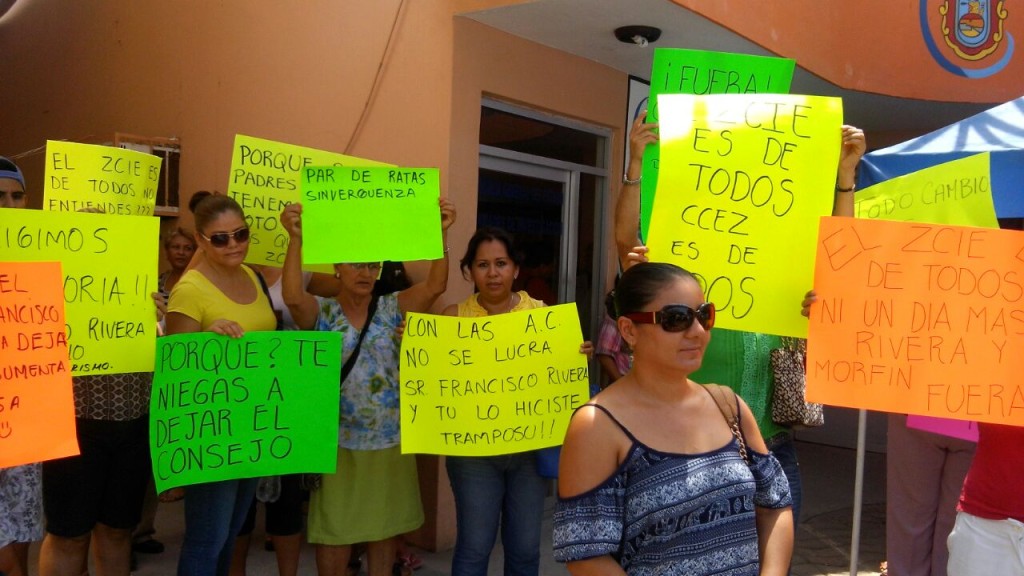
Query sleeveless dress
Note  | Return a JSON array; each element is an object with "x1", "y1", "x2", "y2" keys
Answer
[{"x1": 553, "y1": 400, "x2": 792, "y2": 576}]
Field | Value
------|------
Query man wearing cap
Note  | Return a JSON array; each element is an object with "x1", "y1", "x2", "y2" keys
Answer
[{"x1": 0, "y1": 156, "x2": 27, "y2": 208}]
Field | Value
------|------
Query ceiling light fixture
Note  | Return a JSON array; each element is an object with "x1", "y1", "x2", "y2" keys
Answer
[{"x1": 614, "y1": 25, "x2": 662, "y2": 48}]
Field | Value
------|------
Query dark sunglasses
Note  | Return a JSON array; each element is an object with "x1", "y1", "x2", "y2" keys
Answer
[
  {"x1": 623, "y1": 303, "x2": 715, "y2": 332},
  {"x1": 200, "y1": 227, "x2": 250, "y2": 247}
]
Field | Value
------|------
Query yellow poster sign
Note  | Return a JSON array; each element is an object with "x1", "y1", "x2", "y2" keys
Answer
[
  {"x1": 855, "y1": 153, "x2": 996, "y2": 228},
  {"x1": 0, "y1": 209, "x2": 159, "y2": 375},
  {"x1": 399, "y1": 304, "x2": 590, "y2": 456},
  {"x1": 44, "y1": 141, "x2": 162, "y2": 216},
  {"x1": 227, "y1": 135, "x2": 389, "y2": 268},
  {"x1": 646, "y1": 94, "x2": 842, "y2": 337}
]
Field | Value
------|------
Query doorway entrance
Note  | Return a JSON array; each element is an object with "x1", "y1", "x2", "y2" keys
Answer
[{"x1": 476, "y1": 101, "x2": 610, "y2": 339}]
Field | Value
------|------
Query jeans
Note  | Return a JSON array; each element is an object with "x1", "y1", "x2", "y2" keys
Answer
[
  {"x1": 446, "y1": 453, "x2": 547, "y2": 576},
  {"x1": 767, "y1": 433, "x2": 803, "y2": 530},
  {"x1": 177, "y1": 478, "x2": 258, "y2": 576}
]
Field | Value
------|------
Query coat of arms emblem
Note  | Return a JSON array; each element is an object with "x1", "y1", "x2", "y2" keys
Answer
[{"x1": 940, "y1": 0, "x2": 1009, "y2": 60}]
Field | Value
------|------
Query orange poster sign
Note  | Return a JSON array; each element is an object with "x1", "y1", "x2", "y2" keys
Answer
[
  {"x1": 807, "y1": 217, "x2": 1024, "y2": 426},
  {"x1": 0, "y1": 261, "x2": 79, "y2": 466}
]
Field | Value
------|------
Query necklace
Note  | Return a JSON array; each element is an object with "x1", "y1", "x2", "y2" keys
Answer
[{"x1": 480, "y1": 292, "x2": 516, "y2": 315}]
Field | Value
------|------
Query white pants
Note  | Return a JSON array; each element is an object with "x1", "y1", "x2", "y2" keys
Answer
[{"x1": 947, "y1": 511, "x2": 1024, "y2": 576}]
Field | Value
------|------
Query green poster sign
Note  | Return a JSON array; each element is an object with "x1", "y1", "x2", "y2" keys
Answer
[
  {"x1": 641, "y1": 48, "x2": 795, "y2": 240},
  {"x1": 301, "y1": 166, "x2": 443, "y2": 265},
  {"x1": 150, "y1": 331, "x2": 341, "y2": 492}
]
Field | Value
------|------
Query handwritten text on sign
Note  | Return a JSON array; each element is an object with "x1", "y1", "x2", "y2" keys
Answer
[
  {"x1": 400, "y1": 305, "x2": 589, "y2": 456},
  {"x1": 646, "y1": 94, "x2": 842, "y2": 338},
  {"x1": 855, "y1": 153, "x2": 996, "y2": 228},
  {"x1": 640, "y1": 48, "x2": 795, "y2": 240},
  {"x1": 44, "y1": 140, "x2": 162, "y2": 216},
  {"x1": 227, "y1": 135, "x2": 389, "y2": 268},
  {"x1": 150, "y1": 331, "x2": 341, "y2": 492},
  {"x1": 0, "y1": 209, "x2": 158, "y2": 375},
  {"x1": 853, "y1": 155, "x2": 996, "y2": 443},
  {"x1": 807, "y1": 217, "x2": 1024, "y2": 426},
  {"x1": 0, "y1": 262, "x2": 79, "y2": 467},
  {"x1": 301, "y1": 167, "x2": 443, "y2": 265}
]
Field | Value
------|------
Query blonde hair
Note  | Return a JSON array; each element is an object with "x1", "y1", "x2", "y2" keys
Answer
[{"x1": 164, "y1": 226, "x2": 196, "y2": 250}]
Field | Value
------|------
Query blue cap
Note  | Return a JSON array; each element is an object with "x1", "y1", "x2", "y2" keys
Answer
[{"x1": 0, "y1": 156, "x2": 25, "y2": 189}]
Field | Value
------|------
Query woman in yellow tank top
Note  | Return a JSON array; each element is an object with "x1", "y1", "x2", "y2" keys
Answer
[
  {"x1": 166, "y1": 192, "x2": 276, "y2": 576},
  {"x1": 442, "y1": 227, "x2": 591, "y2": 576}
]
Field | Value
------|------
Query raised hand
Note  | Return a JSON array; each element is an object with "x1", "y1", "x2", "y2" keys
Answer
[{"x1": 280, "y1": 203, "x2": 303, "y2": 239}]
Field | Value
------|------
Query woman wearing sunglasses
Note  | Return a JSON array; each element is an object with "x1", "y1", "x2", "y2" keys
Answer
[
  {"x1": 166, "y1": 191, "x2": 277, "y2": 576},
  {"x1": 614, "y1": 113, "x2": 865, "y2": 552},
  {"x1": 554, "y1": 262, "x2": 793, "y2": 575},
  {"x1": 279, "y1": 198, "x2": 455, "y2": 576},
  {"x1": 441, "y1": 227, "x2": 592, "y2": 576}
]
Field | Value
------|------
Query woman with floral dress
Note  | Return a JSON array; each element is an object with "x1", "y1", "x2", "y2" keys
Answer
[{"x1": 279, "y1": 198, "x2": 455, "y2": 576}]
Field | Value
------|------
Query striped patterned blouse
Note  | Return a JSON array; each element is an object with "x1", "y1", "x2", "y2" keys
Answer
[{"x1": 553, "y1": 403, "x2": 792, "y2": 576}]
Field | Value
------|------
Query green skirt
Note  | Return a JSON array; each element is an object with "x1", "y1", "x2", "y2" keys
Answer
[{"x1": 307, "y1": 445, "x2": 424, "y2": 545}]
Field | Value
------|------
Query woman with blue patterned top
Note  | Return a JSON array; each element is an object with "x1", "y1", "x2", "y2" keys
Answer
[
  {"x1": 279, "y1": 198, "x2": 455, "y2": 576},
  {"x1": 554, "y1": 262, "x2": 793, "y2": 576}
]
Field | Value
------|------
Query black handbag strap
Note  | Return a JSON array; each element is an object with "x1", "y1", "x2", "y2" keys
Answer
[
  {"x1": 340, "y1": 295, "x2": 379, "y2": 384},
  {"x1": 251, "y1": 266, "x2": 282, "y2": 331}
]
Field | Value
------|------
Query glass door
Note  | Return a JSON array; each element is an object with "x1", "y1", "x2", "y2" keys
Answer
[
  {"x1": 477, "y1": 158, "x2": 575, "y2": 307},
  {"x1": 477, "y1": 101, "x2": 610, "y2": 341}
]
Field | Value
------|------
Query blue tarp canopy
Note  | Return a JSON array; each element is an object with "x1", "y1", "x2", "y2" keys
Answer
[{"x1": 859, "y1": 97, "x2": 1024, "y2": 217}]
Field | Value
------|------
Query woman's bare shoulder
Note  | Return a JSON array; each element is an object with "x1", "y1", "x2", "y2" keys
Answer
[{"x1": 560, "y1": 399, "x2": 633, "y2": 497}]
